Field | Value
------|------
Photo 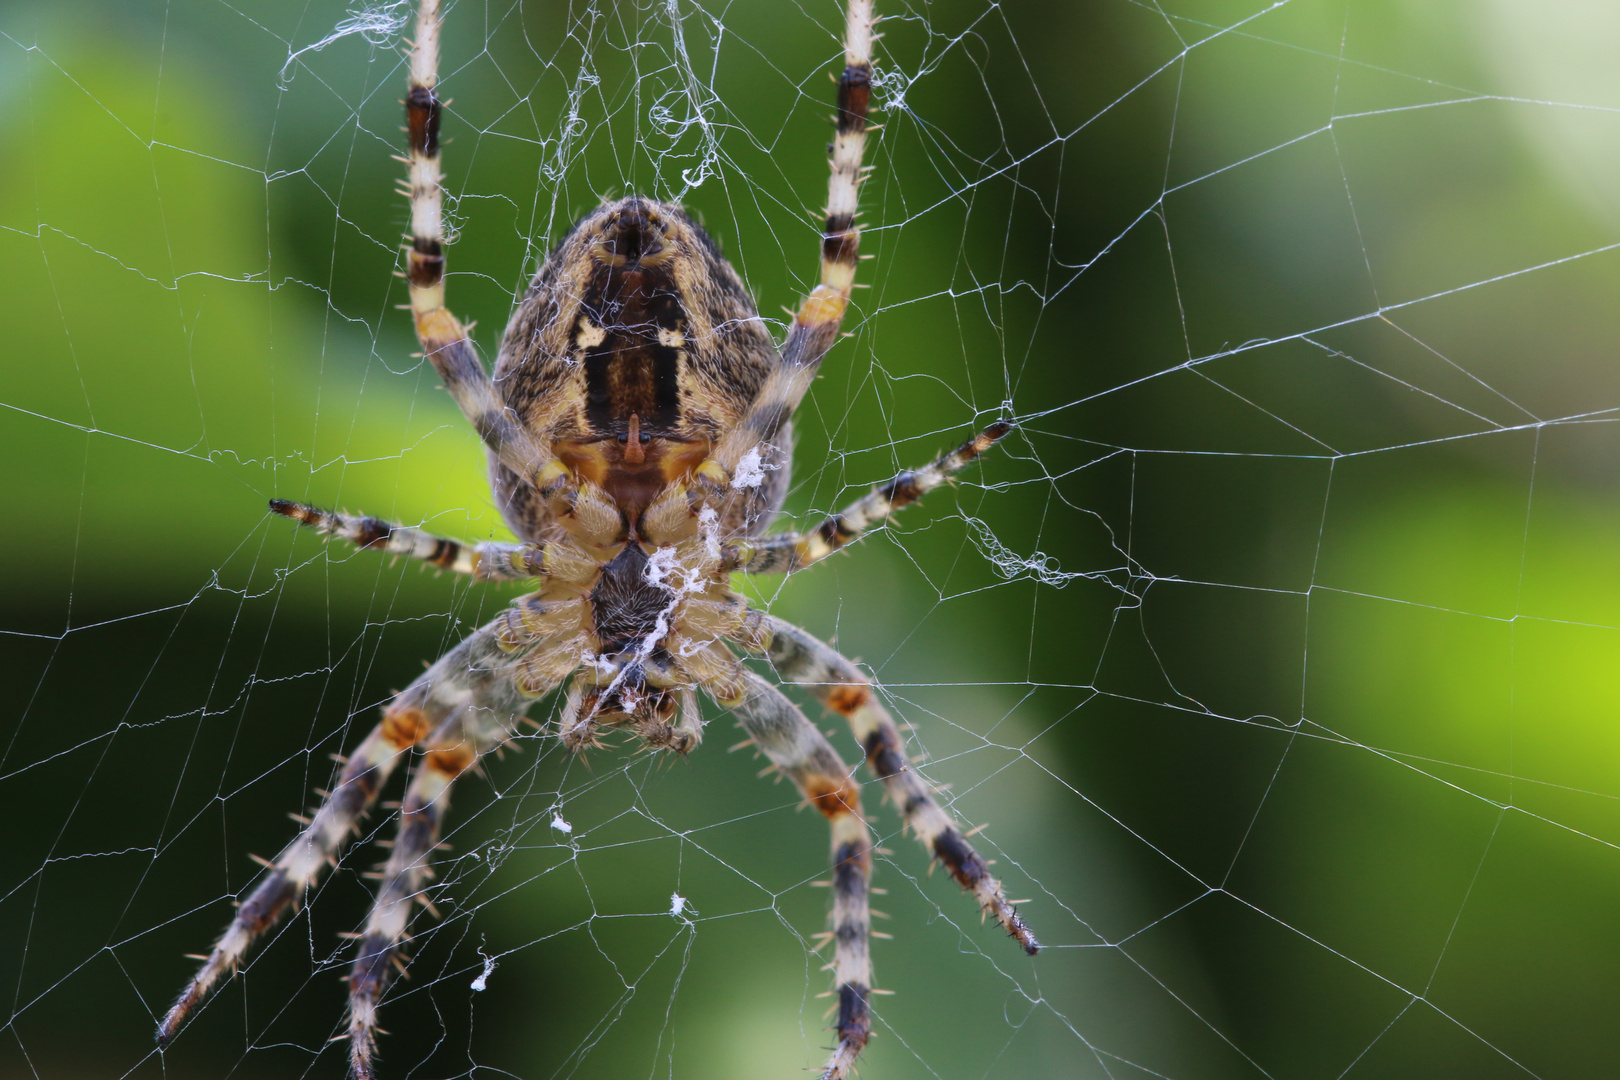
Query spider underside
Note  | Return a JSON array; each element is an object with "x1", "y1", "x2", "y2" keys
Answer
[{"x1": 158, "y1": 2, "x2": 1036, "y2": 1077}]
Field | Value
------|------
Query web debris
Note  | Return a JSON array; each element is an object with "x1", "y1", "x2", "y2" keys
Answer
[{"x1": 279, "y1": 1, "x2": 412, "y2": 83}]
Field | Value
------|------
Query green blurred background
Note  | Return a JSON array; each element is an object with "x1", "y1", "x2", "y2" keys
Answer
[{"x1": 4, "y1": 0, "x2": 1620, "y2": 1077}]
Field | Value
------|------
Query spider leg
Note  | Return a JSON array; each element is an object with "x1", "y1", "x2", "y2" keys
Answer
[
  {"x1": 716, "y1": 671, "x2": 874, "y2": 1080},
  {"x1": 338, "y1": 603, "x2": 566, "y2": 1076},
  {"x1": 756, "y1": 616, "x2": 1040, "y2": 954},
  {"x1": 344, "y1": 690, "x2": 534, "y2": 1079},
  {"x1": 269, "y1": 499, "x2": 547, "y2": 581},
  {"x1": 725, "y1": 421, "x2": 1011, "y2": 575},
  {"x1": 155, "y1": 710, "x2": 420, "y2": 1048},
  {"x1": 158, "y1": 613, "x2": 551, "y2": 1049},
  {"x1": 699, "y1": 0, "x2": 875, "y2": 486},
  {"x1": 402, "y1": 0, "x2": 570, "y2": 497}
]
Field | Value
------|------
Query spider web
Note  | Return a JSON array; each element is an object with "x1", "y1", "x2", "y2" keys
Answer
[{"x1": 4, "y1": 0, "x2": 1620, "y2": 1077}]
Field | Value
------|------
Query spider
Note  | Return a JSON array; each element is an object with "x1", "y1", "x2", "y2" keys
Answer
[{"x1": 157, "y1": 1, "x2": 1036, "y2": 1076}]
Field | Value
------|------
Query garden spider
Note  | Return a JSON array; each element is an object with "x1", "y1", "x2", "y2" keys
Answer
[{"x1": 157, "y1": 0, "x2": 1036, "y2": 1076}]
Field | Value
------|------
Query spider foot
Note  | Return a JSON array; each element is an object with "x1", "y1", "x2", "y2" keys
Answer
[
  {"x1": 347, "y1": 1001, "x2": 381, "y2": 1080},
  {"x1": 344, "y1": 922, "x2": 400, "y2": 1080},
  {"x1": 819, "y1": 982, "x2": 871, "y2": 1080},
  {"x1": 933, "y1": 828, "x2": 1040, "y2": 955},
  {"x1": 343, "y1": 775, "x2": 450, "y2": 1079},
  {"x1": 157, "y1": 860, "x2": 304, "y2": 1047}
]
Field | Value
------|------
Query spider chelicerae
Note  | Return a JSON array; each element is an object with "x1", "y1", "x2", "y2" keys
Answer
[{"x1": 157, "y1": 1, "x2": 1037, "y2": 1076}]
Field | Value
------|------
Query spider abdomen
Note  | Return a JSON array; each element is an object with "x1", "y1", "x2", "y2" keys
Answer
[{"x1": 490, "y1": 197, "x2": 793, "y2": 543}]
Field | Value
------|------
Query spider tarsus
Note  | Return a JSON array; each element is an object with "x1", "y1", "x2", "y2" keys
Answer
[
  {"x1": 269, "y1": 498, "x2": 318, "y2": 525},
  {"x1": 157, "y1": 980, "x2": 207, "y2": 1048},
  {"x1": 349, "y1": 1036, "x2": 379, "y2": 1080},
  {"x1": 979, "y1": 419, "x2": 1014, "y2": 448},
  {"x1": 998, "y1": 905, "x2": 1041, "y2": 955}
]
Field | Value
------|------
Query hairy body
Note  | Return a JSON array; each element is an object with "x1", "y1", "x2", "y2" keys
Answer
[
  {"x1": 158, "y1": 2, "x2": 1033, "y2": 1078},
  {"x1": 490, "y1": 199, "x2": 792, "y2": 544}
]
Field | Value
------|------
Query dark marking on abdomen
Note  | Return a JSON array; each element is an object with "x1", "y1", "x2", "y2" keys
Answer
[{"x1": 581, "y1": 266, "x2": 686, "y2": 434}]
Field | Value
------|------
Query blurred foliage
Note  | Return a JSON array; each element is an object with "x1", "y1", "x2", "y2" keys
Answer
[{"x1": 3, "y1": 1, "x2": 1620, "y2": 1078}]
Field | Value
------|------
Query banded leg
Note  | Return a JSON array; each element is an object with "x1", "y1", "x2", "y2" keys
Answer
[
  {"x1": 157, "y1": 614, "x2": 542, "y2": 1048},
  {"x1": 403, "y1": 0, "x2": 563, "y2": 494},
  {"x1": 346, "y1": 697, "x2": 525, "y2": 1078},
  {"x1": 702, "y1": 0, "x2": 875, "y2": 482},
  {"x1": 716, "y1": 671, "x2": 873, "y2": 1080},
  {"x1": 270, "y1": 499, "x2": 547, "y2": 581},
  {"x1": 725, "y1": 421, "x2": 1013, "y2": 576},
  {"x1": 758, "y1": 615, "x2": 1039, "y2": 954},
  {"x1": 158, "y1": 697, "x2": 445, "y2": 1044}
]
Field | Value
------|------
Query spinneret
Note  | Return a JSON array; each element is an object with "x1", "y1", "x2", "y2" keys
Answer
[{"x1": 157, "y1": 1, "x2": 1031, "y2": 1077}]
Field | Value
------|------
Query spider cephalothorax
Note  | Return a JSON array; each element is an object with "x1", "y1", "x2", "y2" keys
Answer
[{"x1": 159, "y1": 3, "x2": 1034, "y2": 1078}]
